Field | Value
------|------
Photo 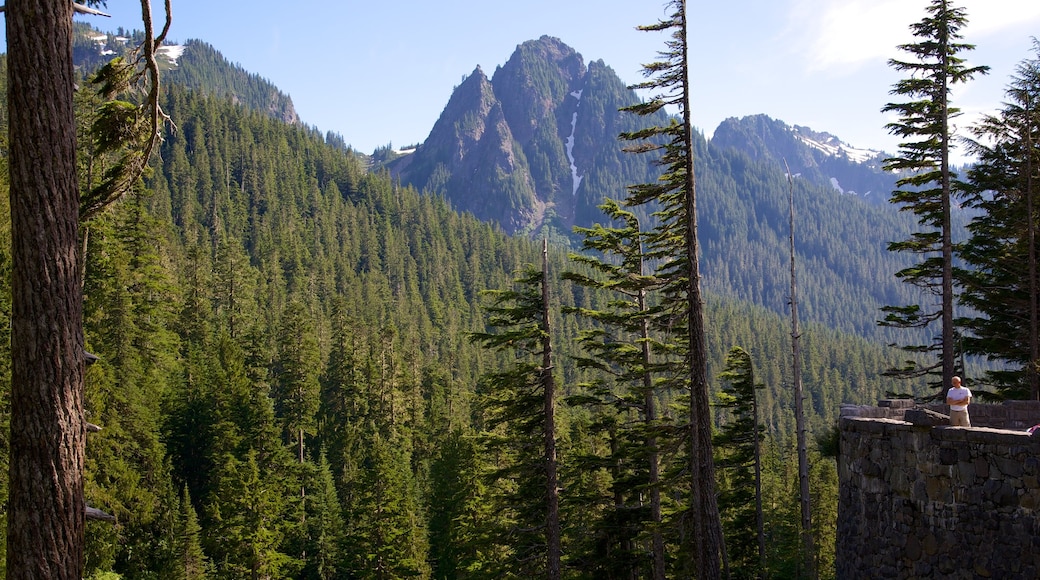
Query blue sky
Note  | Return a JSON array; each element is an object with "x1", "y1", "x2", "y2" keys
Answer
[{"x1": 7, "y1": 1, "x2": 1040, "y2": 159}]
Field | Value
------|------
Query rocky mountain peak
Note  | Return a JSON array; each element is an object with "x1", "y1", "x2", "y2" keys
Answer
[{"x1": 389, "y1": 36, "x2": 660, "y2": 236}]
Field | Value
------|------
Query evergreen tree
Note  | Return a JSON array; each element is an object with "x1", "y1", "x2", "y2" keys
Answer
[
  {"x1": 470, "y1": 241, "x2": 562, "y2": 579},
  {"x1": 207, "y1": 449, "x2": 298, "y2": 579},
  {"x1": 563, "y1": 199, "x2": 671, "y2": 579},
  {"x1": 273, "y1": 300, "x2": 321, "y2": 463},
  {"x1": 343, "y1": 429, "x2": 431, "y2": 579},
  {"x1": 622, "y1": 1, "x2": 724, "y2": 576},
  {"x1": 300, "y1": 453, "x2": 346, "y2": 580},
  {"x1": 959, "y1": 41, "x2": 1040, "y2": 398},
  {"x1": 714, "y1": 347, "x2": 764, "y2": 580},
  {"x1": 174, "y1": 485, "x2": 210, "y2": 580},
  {"x1": 879, "y1": 0, "x2": 988, "y2": 394},
  {"x1": 6, "y1": 3, "x2": 89, "y2": 575},
  {"x1": 427, "y1": 428, "x2": 496, "y2": 579}
]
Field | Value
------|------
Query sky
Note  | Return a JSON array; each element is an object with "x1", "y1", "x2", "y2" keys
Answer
[{"x1": 4, "y1": 0, "x2": 1040, "y2": 159}]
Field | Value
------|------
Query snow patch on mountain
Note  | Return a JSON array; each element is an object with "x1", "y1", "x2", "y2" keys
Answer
[
  {"x1": 791, "y1": 126, "x2": 881, "y2": 164},
  {"x1": 158, "y1": 44, "x2": 186, "y2": 66},
  {"x1": 566, "y1": 89, "x2": 584, "y2": 195},
  {"x1": 86, "y1": 32, "x2": 185, "y2": 66}
]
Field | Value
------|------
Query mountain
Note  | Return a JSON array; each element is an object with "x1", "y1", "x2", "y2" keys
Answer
[
  {"x1": 59, "y1": 26, "x2": 922, "y2": 359},
  {"x1": 386, "y1": 37, "x2": 920, "y2": 342},
  {"x1": 388, "y1": 36, "x2": 664, "y2": 236},
  {"x1": 0, "y1": 25, "x2": 924, "y2": 578},
  {"x1": 711, "y1": 114, "x2": 896, "y2": 204},
  {"x1": 73, "y1": 23, "x2": 299, "y2": 125}
]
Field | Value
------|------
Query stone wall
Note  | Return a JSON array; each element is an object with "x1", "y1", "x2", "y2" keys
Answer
[{"x1": 837, "y1": 401, "x2": 1040, "y2": 579}]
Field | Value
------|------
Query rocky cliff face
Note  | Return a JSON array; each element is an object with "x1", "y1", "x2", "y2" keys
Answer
[{"x1": 390, "y1": 36, "x2": 663, "y2": 235}]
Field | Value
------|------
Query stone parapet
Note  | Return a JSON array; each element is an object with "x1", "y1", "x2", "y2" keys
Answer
[{"x1": 837, "y1": 402, "x2": 1040, "y2": 579}]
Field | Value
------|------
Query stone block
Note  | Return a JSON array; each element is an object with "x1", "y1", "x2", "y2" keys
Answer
[
  {"x1": 906, "y1": 407, "x2": 949, "y2": 427},
  {"x1": 996, "y1": 456, "x2": 1025, "y2": 478},
  {"x1": 939, "y1": 446, "x2": 959, "y2": 465},
  {"x1": 975, "y1": 457, "x2": 990, "y2": 479},
  {"x1": 879, "y1": 398, "x2": 917, "y2": 409}
]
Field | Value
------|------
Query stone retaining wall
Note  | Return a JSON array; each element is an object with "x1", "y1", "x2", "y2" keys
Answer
[{"x1": 837, "y1": 401, "x2": 1040, "y2": 579}]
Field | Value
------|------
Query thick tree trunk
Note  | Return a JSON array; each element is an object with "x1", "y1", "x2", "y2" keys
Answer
[{"x1": 5, "y1": 0, "x2": 86, "y2": 578}]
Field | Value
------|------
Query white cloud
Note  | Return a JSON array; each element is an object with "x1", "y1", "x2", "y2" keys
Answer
[
  {"x1": 965, "y1": 0, "x2": 1040, "y2": 35},
  {"x1": 795, "y1": 0, "x2": 1040, "y2": 74}
]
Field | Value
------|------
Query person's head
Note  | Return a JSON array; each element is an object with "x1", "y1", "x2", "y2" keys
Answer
[{"x1": 952, "y1": 376, "x2": 962, "y2": 387}]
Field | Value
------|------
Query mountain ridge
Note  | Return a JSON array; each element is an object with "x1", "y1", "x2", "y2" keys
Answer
[
  {"x1": 388, "y1": 35, "x2": 665, "y2": 237},
  {"x1": 62, "y1": 28, "x2": 921, "y2": 345}
]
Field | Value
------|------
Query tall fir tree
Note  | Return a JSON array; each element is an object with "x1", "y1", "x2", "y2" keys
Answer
[
  {"x1": 959, "y1": 41, "x2": 1040, "y2": 399},
  {"x1": 879, "y1": 0, "x2": 988, "y2": 394},
  {"x1": 173, "y1": 485, "x2": 210, "y2": 580},
  {"x1": 563, "y1": 199, "x2": 672, "y2": 579},
  {"x1": 621, "y1": 1, "x2": 724, "y2": 576},
  {"x1": 470, "y1": 240, "x2": 562, "y2": 579},
  {"x1": 714, "y1": 347, "x2": 765, "y2": 580},
  {"x1": 273, "y1": 300, "x2": 321, "y2": 463}
]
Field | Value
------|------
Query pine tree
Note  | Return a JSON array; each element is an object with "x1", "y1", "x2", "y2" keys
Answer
[
  {"x1": 427, "y1": 429, "x2": 493, "y2": 579},
  {"x1": 300, "y1": 453, "x2": 346, "y2": 580},
  {"x1": 273, "y1": 300, "x2": 321, "y2": 463},
  {"x1": 959, "y1": 41, "x2": 1040, "y2": 398},
  {"x1": 714, "y1": 347, "x2": 765, "y2": 580},
  {"x1": 343, "y1": 429, "x2": 431, "y2": 579},
  {"x1": 879, "y1": 0, "x2": 988, "y2": 394},
  {"x1": 6, "y1": 3, "x2": 88, "y2": 575},
  {"x1": 621, "y1": 1, "x2": 724, "y2": 576},
  {"x1": 563, "y1": 199, "x2": 671, "y2": 579},
  {"x1": 470, "y1": 240, "x2": 562, "y2": 579},
  {"x1": 174, "y1": 485, "x2": 210, "y2": 580},
  {"x1": 207, "y1": 449, "x2": 298, "y2": 579}
]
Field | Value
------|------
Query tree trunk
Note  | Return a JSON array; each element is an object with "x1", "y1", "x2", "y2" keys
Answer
[
  {"x1": 788, "y1": 166, "x2": 817, "y2": 579},
  {"x1": 541, "y1": 239, "x2": 561, "y2": 580},
  {"x1": 679, "y1": 3, "x2": 724, "y2": 577},
  {"x1": 940, "y1": 24, "x2": 957, "y2": 394},
  {"x1": 640, "y1": 284, "x2": 666, "y2": 580},
  {"x1": 1027, "y1": 96, "x2": 1038, "y2": 400},
  {"x1": 6, "y1": 0, "x2": 87, "y2": 578}
]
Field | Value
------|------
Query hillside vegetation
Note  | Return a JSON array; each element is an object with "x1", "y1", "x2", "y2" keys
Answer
[{"x1": 0, "y1": 29, "x2": 920, "y2": 578}]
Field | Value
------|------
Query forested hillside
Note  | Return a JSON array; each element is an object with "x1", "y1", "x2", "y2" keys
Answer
[
  {"x1": 0, "y1": 35, "x2": 919, "y2": 574},
  {"x1": 385, "y1": 36, "x2": 933, "y2": 347}
]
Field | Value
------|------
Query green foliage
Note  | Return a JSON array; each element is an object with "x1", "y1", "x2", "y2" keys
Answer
[
  {"x1": 470, "y1": 259, "x2": 562, "y2": 578},
  {"x1": 562, "y1": 198, "x2": 675, "y2": 578},
  {"x1": 879, "y1": 0, "x2": 989, "y2": 389},
  {"x1": 958, "y1": 40, "x2": 1040, "y2": 398},
  {"x1": 622, "y1": 2, "x2": 726, "y2": 574},
  {"x1": 0, "y1": 31, "x2": 981, "y2": 577},
  {"x1": 173, "y1": 485, "x2": 210, "y2": 580},
  {"x1": 715, "y1": 347, "x2": 764, "y2": 579}
]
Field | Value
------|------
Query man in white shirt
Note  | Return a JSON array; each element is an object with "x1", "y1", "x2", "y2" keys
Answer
[{"x1": 946, "y1": 375, "x2": 972, "y2": 427}]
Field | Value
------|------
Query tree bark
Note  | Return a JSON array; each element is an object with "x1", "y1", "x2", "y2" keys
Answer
[
  {"x1": 5, "y1": 0, "x2": 87, "y2": 578},
  {"x1": 788, "y1": 166, "x2": 817, "y2": 579},
  {"x1": 541, "y1": 239, "x2": 561, "y2": 580},
  {"x1": 679, "y1": 3, "x2": 724, "y2": 577}
]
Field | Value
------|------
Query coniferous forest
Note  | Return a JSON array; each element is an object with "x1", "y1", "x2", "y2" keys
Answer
[{"x1": 2, "y1": 1, "x2": 1040, "y2": 579}]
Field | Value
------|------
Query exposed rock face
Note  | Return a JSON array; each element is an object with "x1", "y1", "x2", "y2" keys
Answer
[{"x1": 390, "y1": 36, "x2": 662, "y2": 235}]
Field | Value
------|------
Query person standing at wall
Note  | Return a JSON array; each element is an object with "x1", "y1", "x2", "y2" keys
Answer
[{"x1": 946, "y1": 376, "x2": 972, "y2": 427}]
